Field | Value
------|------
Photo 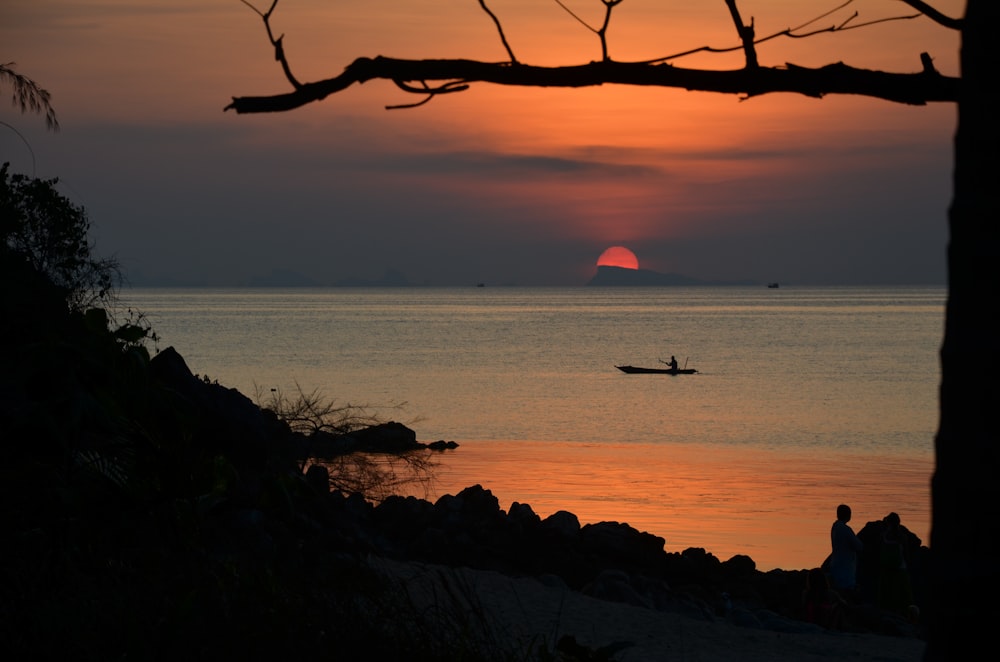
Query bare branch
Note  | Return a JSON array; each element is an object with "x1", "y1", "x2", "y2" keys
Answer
[
  {"x1": 226, "y1": 55, "x2": 958, "y2": 114},
  {"x1": 226, "y1": 1, "x2": 957, "y2": 114},
  {"x1": 0, "y1": 120, "x2": 38, "y2": 175},
  {"x1": 646, "y1": 9, "x2": 924, "y2": 65},
  {"x1": 896, "y1": 0, "x2": 963, "y2": 29},
  {"x1": 836, "y1": 12, "x2": 861, "y2": 30},
  {"x1": 241, "y1": 0, "x2": 302, "y2": 89},
  {"x1": 477, "y1": 1, "x2": 518, "y2": 64},
  {"x1": 385, "y1": 96, "x2": 434, "y2": 110},
  {"x1": 237, "y1": 0, "x2": 271, "y2": 19},
  {"x1": 919, "y1": 51, "x2": 939, "y2": 74},
  {"x1": 597, "y1": 0, "x2": 624, "y2": 63},
  {"x1": 554, "y1": 0, "x2": 623, "y2": 61},
  {"x1": 387, "y1": 79, "x2": 470, "y2": 110},
  {"x1": 725, "y1": 0, "x2": 759, "y2": 69},
  {"x1": 553, "y1": 0, "x2": 598, "y2": 34},
  {"x1": 791, "y1": 0, "x2": 857, "y2": 32}
]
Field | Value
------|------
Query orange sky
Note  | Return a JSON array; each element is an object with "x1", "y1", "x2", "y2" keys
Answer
[{"x1": 2, "y1": 0, "x2": 963, "y2": 284}]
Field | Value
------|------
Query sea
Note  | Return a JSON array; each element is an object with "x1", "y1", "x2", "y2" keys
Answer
[{"x1": 123, "y1": 285, "x2": 943, "y2": 571}]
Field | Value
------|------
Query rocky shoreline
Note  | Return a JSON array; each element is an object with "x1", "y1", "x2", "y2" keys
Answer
[
  {"x1": 2, "y1": 336, "x2": 928, "y2": 659},
  {"x1": 153, "y1": 344, "x2": 927, "y2": 642}
]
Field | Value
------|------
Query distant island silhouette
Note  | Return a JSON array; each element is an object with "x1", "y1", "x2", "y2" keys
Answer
[
  {"x1": 587, "y1": 265, "x2": 757, "y2": 286},
  {"x1": 244, "y1": 268, "x2": 412, "y2": 287},
  {"x1": 333, "y1": 268, "x2": 412, "y2": 287},
  {"x1": 246, "y1": 268, "x2": 322, "y2": 287},
  {"x1": 127, "y1": 266, "x2": 762, "y2": 287}
]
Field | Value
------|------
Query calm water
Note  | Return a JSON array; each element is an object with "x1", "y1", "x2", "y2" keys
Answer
[{"x1": 125, "y1": 286, "x2": 943, "y2": 570}]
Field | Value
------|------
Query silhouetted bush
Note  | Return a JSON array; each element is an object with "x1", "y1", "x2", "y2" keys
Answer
[{"x1": 1, "y1": 164, "x2": 518, "y2": 661}]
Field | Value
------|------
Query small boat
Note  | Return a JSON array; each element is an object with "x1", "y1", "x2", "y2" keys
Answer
[
  {"x1": 767, "y1": 282, "x2": 780, "y2": 288},
  {"x1": 616, "y1": 365, "x2": 697, "y2": 375}
]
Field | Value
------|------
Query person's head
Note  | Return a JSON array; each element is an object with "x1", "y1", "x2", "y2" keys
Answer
[
  {"x1": 837, "y1": 504, "x2": 852, "y2": 522},
  {"x1": 884, "y1": 511, "x2": 900, "y2": 529}
]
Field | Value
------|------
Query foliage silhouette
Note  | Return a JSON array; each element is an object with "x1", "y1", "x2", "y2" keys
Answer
[
  {"x1": 256, "y1": 382, "x2": 435, "y2": 500},
  {"x1": 2, "y1": 162, "x2": 121, "y2": 312},
  {"x1": 1, "y1": 61, "x2": 59, "y2": 131}
]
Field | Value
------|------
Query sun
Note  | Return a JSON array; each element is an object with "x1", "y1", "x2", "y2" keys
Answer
[{"x1": 596, "y1": 246, "x2": 639, "y2": 270}]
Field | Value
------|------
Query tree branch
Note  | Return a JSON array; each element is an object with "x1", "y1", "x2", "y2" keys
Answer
[
  {"x1": 553, "y1": 0, "x2": 623, "y2": 62},
  {"x1": 645, "y1": 6, "x2": 924, "y2": 65},
  {"x1": 227, "y1": 1, "x2": 957, "y2": 114},
  {"x1": 725, "y1": 0, "x2": 759, "y2": 69},
  {"x1": 386, "y1": 79, "x2": 471, "y2": 110},
  {"x1": 897, "y1": 0, "x2": 963, "y2": 29},
  {"x1": 240, "y1": 0, "x2": 301, "y2": 89},
  {"x1": 597, "y1": 1, "x2": 624, "y2": 63},
  {"x1": 477, "y1": 1, "x2": 517, "y2": 64},
  {"x1": 225, "y1": 56, "x2": 958, "y2": 114},
  {"x1": 553, "y1": 0, "x2": 598, "y2": 34}
]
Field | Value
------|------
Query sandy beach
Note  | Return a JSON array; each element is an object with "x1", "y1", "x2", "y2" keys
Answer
[{"x1": 376, "y1": 558, "x2": 925, "y2": 662}]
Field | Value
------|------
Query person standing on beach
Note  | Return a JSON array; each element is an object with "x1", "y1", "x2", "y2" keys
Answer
[
  {"x1": 877, "y1": 512, "x2": 914, "y2": 615},
  {"x1": 830, "y1": 504, "x2": 863, "y2": 594}
]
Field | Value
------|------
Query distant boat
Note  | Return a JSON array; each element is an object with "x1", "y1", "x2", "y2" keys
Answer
[
  {"x1": 616, "y1": 365, "x2": 697, "y2": 375},
  {"x1": 767, "y1": 282, "x2": 780, "y2": 288}
]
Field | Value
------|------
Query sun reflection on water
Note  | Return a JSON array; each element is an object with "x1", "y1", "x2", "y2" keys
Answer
[{"x1": 400, "y1": 440, "x2": 931, "y2": 572}]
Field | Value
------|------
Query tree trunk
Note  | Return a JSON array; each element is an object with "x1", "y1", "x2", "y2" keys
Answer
[{"x1": 926, "y1": 2, "x2": 1000, "y2": 658}]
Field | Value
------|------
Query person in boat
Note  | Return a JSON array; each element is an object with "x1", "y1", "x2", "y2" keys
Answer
[{"x1": 667, "y1": 355, "x2": 679, "y2": 370}]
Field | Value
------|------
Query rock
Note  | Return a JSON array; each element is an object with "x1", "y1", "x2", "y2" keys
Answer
[
  {"x1": 149, "y1": 346, "x2": 294, "y2": 464},
  {"x1": 541, "y1": 510, "x2": 582, "y2": 539},
  {"x1": 507, "y1": 501, "x2": 542, "y2": 527},
  {"x1": 580, "y1": 521, "x2": 666, "y2": 570},
  {"x1": 425, "y1": 439, "x2": 459, "y2": 451},
  {"x1": 344, "y1": 421, "x2": 418, "y2": 452},
  {"x1": 300, "y1": 424, "x2": 457, "y2": 458}
]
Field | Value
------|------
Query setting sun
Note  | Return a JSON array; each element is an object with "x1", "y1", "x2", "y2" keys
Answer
[{"x1": 596, "y1": 246, "x2": 639, "y2": 270}]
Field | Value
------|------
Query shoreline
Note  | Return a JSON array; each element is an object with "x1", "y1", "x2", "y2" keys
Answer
[{"x1": 400, "y1": 439, "x2": 933, "y2": 571}]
